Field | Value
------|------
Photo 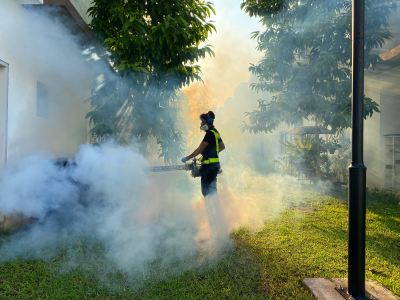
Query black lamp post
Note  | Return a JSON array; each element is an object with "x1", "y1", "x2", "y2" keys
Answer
[{"x1": 348, "y1": 0, "x2": 367, "y2": 298}]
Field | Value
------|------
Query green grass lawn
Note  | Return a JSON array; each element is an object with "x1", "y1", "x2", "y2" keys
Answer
[{"x1": 0, "y1": 190, "x2": 399, "y2": 299}]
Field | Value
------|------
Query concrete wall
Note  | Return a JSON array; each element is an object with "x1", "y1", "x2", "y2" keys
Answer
[
  {"x1": 0, "y1": 61, "x2": 8, "y2": 168},
  {"x1": 0, "y1": 1, "x2": 93, "y2": 165},
  {"x1": 70, "y1": 0, "x2": 92, "y2": 24},
  {"x1": 365, "y1": 63, "x2": 400, "y2": 189},
  {"x1": 0, "y1": 52, "x2": 91, "y2": 163},
  {"x1": 363, "y1": 2, "x2": 400, "y2": 189},
  {"x1": 18, "y1": 0, "x2": 92, "y2": 24},
  {"x1": 17, "y1": 0, "x2": 43, "y2": 4}
]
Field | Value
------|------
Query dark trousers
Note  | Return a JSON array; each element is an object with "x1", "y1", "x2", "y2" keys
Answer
[{"x1": 200, "y1": 163, "x2": 220, "y2": 197}]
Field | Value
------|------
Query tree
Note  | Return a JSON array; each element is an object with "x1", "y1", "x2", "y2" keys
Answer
[
  {"x1": 241, "y1": 0, "x2": 395, "y2": 134},
  {"x1": 87, "y1": 0, "x2": 215, "y2": 161}
]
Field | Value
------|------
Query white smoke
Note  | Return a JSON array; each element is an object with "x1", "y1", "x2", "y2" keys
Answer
[
  {"x1": 0, "y1": 143, "x2": 214, "y2": 277},
  {"x1": 0, "y1": 0, "x2": 346, "y2": 288},
  {"x1": 0, "y1": 1, "x2": 233, "y2": 280},
  {"x1": 0, "y1": 0, "x2": 96, "y2": 160}
]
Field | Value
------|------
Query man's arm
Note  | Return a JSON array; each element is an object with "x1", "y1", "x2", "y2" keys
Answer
[
  {"x1": 182, "y1": 141, "x2": 209, "y2": 162},
  {"x1": 219, "y1": 140, "x2": 225, "y2": 152}
]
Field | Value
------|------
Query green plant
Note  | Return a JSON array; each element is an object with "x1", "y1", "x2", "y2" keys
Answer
[
  {"x1": 280, "y1": 134, "x2": 340, "y2": 180},
  {"x1": 86, "y1": 0, "x2": 216, "y2": 161},
  {"x1": 241, "y1": 0, "x2": 395, "y2": 134},
  {"x1": 329, "y1": 135, "x2": 351, "y2": 183}
]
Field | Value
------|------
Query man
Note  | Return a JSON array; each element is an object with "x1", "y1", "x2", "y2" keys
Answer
[{"x1": 181, "y1": 111, "x2": 225, "y2": 197}]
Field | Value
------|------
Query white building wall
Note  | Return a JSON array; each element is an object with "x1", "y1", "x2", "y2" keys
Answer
[
  {"x1": 17, "y1": 0, "x2": 43, "y2": 4},
  {"x1": 70, "y1": 0, "x2": 92, "y2": 24},
  {"x1": 0, "y1": 1, "x2": 93, "y2": 165},
  {"x1": 17, "y1": 0, "x2": 92, "y2": 24},
  {"x1": 0, "y1": 61, "x2": 8, "y2": 168},
  {"x1": 362, "y1": 3, "x2": 400, "y2": 189},
  {"x1": 365, "y1": 78, "x2": 384, "y2": 188},
  {"x1": 365, "y1": 66, "x2": 400, "y2": 189}
]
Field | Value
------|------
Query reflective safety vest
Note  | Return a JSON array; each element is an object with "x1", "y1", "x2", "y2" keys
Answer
[{"x1": 202, "y1": 129, "x2": 220, "y2": 164}]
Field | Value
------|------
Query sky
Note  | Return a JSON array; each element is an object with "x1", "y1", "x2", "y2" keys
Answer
[{"x1": 183, "y1": 0, "x2": 263, "y2": 120}]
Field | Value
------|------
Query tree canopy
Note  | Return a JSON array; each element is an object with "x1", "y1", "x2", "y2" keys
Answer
[
  {"x1": 87, "y1": 0, "x2": 215, "y2": 161},
  {"x1": 241, "y1": 0, "x2": 396, "y2": 134}
]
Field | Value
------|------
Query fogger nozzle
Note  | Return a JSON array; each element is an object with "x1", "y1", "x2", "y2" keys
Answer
[{"x1": 147, "y1": 159, "x2": 201, "y2": 177}]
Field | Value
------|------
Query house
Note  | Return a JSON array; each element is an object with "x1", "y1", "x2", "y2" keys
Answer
[
  {"x1": 365, "y1": 52, "x2": 400, "y2": 190},
  {"x1": 277, "y1": 5, "x2": 400, "y2": 191},
  {"x1": 364, "y1": 7, "x2": 400, "y2": 191},
  {"x1": 0, "y1": 0, "x2": 94, "y2": 169}
]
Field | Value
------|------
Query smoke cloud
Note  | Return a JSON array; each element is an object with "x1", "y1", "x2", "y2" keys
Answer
[
  {"x1": 0, "y1": 0, "x2": 97, "y2": 160},
  {"x1": 0, "y1": 0, "x2": 373, "y2": 289},
  {"x1": 0, "y1": 143, "x2": 204, "y2": 277},
  {"x1": 0, "y1": 0, "x2": 211, "y2": 281}
]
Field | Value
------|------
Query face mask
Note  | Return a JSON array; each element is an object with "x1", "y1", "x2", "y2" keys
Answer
[{"x1": 200, "y1": 124, "x2": 209, "y2": 131}]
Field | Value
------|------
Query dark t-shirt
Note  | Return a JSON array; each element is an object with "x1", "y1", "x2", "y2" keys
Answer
[{"x1": 201, "y1": 127, "x2": 223, "y2": 160}]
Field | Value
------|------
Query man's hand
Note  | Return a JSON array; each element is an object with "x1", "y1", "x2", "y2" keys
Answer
[{"x1": 183, "y1": 142, "x2": 208, "y2": 165}]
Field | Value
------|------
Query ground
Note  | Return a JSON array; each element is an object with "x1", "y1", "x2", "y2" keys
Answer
[{"x1": 0, "y1": 190, "x2": 398, "y2": 299}]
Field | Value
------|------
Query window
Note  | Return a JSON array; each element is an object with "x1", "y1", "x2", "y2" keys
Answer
[
  {"x1": 384, "y1": 135, "x2": 400, "y2": 191},
  {"x1": 36, "y1": 81, "x2": 49, "y2": 118}
]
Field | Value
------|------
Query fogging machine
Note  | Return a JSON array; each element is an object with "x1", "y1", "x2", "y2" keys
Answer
[{"x1": 148, "y1": 158, "x2": 202, "y2": 177}]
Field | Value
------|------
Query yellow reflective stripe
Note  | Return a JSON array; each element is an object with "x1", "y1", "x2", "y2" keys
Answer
[
  {"x1": 202, "y1": 130, "x2": 221, "y2": 164},
  {"x1": 202, "y1": 158, "x2": 220, "y2": 164},
  {"x1": 210, "y1": 130, "x2": 220, "y2": 153}
]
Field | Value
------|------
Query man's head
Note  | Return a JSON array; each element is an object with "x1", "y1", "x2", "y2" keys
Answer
[{"x1": 200, "y1": 111, "x2": 215, "y2": 131}]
